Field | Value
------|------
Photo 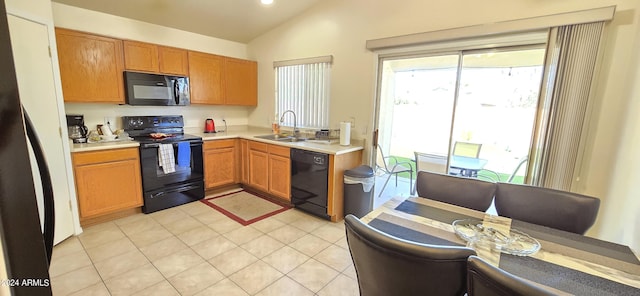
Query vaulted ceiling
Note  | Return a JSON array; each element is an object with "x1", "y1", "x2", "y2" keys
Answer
[{"x1": 52, "y1": 0, "x2": 322, "y2": 43}]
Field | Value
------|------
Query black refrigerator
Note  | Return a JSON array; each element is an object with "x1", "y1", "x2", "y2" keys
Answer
[{"x1": 0, "y1": 0, "x2": 55, "y2": 294}]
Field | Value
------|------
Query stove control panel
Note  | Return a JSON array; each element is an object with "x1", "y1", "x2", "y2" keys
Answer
[{"x1": 123, "y1": 115, "x2": 184, "y2": 130}]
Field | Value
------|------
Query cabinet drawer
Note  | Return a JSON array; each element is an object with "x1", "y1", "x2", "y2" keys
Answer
[
  {"x1": 73, "y1": 148, "x2": 139, "y2": 166},
  {"x1": 268, "y1": 145, "x2": 290, "y2": 157},
  {"x1": 204, "y1": 139, "x2": 236, "y2": 150},
  {"x1": 249, "y1": 141, "x2": 268, "y2": 153}
]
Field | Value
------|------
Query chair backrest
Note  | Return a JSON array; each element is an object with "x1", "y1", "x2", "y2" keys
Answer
[
  {"x1": 414, "y1": 151, "x2": 448, "y2": 174},
  {"x1": 494, "y1": 183, "x2": 600, "y2": 234},
  {"x1": 416, "y1": 171, "x2": 497, "y2": 212},
  {"x1": 453, "y1": 142, "x2": 482, "y2": 158},
  {"x1": 467, "y1": 256, "x2": 557, "y2": 296},
  {"x1": 376, "y1": 144, "x2": 390, "y2": 172},
  {"x1": 345, "y1": 214, "x2": 476, "y2": 296}
]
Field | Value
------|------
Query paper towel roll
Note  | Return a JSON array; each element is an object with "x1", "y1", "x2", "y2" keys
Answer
[{"x1": 340, "y1": 122, "x2": 351, "y2": 146}]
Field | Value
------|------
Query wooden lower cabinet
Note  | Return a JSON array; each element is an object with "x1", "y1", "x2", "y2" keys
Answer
[
  {"x1": 204, "y1": 138, "x2": 361, "y2": 214},
  {"x1": 327, "y1": 150, "x2": 364, "y2": 221},
  {"x1": 240, "y1": 139, "x2": 249, "y2": 184},
  {"x1": 246, "y1": 141, "x2": 291, "y2": 201},
  {"x1": 204, "y1": 139, "x2": 237, "y2": 188},
  {"x1": 248, "y1": 142, "x2": 269, "y2": 192},
  {"x1": 268, "y1": 145, "x2": 291, "y2": 201},
  {"x1": 72, "y1": 148, "x2": 143, "y2": 221}
]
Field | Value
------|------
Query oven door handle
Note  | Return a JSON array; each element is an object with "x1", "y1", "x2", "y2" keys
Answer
[
  {"x1": 142, "y1": 141, "x2": 203, "y2": 149},
  {"x1": 150, "y1": 184, "x2": 202, "y2": 199}
]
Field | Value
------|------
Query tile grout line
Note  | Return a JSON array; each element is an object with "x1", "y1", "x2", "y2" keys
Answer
[{"x1": 55, "y1": 204, "x2": 357, "y2": 296}]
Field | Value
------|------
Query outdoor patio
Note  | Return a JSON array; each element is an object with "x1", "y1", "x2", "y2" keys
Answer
[{"x1": 371, "y1": 172, "x2": 498, "y2": 215}]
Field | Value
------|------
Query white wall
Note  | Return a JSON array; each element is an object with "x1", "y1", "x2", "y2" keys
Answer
[
  {"x1": 52, "y1": 3, "x2": 255, "y2": 131},
  {"x1": 598, "y1": 7, "x2": 640, "y2": 251},
  {"x1": 247, "y1": 0, "x2": 640, "y2": 250},
  {"x1": 5, "y1": 0, "x2": 51, "y2": 20},
  {"x1": 64, "y1": 103, "x2": 250, "y2": 132}
]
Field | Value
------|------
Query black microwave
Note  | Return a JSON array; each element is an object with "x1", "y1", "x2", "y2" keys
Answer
[{"x1": 124, "y1": 71, "x2": 190, "y2": 106}]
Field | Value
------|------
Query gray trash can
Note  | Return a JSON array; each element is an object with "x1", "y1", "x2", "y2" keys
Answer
[{"x1": 344, "y1": 165, "x2": 375, "y2": 218}]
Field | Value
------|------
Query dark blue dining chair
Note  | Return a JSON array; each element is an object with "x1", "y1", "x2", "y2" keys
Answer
[
  {"x1": 467, "y1": 255, "x2": 557, "y2": 296},
  {"x1": 494, "y1": 183, "x2": 600, "y2": 234},
  {"x1": 416, "y1": 171, "x2": 496, "y2": 212},
  {"x1": 344, "y1": 214, "x2": 476, "y2": 296}
]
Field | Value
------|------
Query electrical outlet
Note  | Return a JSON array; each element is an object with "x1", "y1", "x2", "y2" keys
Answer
[
  {"x1": 349, "y1": 116, "x2": 356, "y2": 129},
  {"x1": 104, "y1": 117, "x2": 116, "y2": 131}
]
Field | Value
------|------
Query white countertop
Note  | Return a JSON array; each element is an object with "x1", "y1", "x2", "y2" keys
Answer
[
  {"x1": 70, "y1": 139, "x2": 139, "y2": 152},
  {"x1": 71, "y1": 126, "x2": 364, "y2": 155}
]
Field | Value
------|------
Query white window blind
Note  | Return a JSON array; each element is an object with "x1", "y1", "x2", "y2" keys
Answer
[
  {"x1": 274, "y1": 56, "x2": 332, "y2": 129},
  {"x1": 533, "y1": 22, "x2": 605, "y2": 190}
]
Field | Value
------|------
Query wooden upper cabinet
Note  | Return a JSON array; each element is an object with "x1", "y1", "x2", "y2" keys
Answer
[
  {"x1": 188, "y1": 51, "x2": 224, "y2": 105},
  {"x1": 123, "y1": 41, "x2": 189, "y2": 76},
  {"x1": 123, "y1": 40, "x2": 159, "y2": 73},
  {"x1": 55, "y1": 28, "x2": 125, "y2": 103},
  {"x1": 225, "y1": 57, "x2": 257, "y2": 106},
  {"x1": 158, "y1": 46, "x2": 189, "y2": 76}
]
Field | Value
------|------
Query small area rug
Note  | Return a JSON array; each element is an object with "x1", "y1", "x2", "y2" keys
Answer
[{"x1": 201, "y1": 190, "x2": 291, "y2": 226}]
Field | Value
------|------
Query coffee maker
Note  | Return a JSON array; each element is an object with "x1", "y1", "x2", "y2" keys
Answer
[{"x1": 66, "y1": 114, "x2": 88, "y2": 143}]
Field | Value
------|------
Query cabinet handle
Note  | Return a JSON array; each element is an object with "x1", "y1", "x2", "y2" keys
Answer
[{"x1": 150, "y1": 184, "x2": 201, "y2": 199}]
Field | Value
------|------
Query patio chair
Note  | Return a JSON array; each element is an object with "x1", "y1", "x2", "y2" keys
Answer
[
  {"x1": 345, "y1": 214, "x2": 476, "y2": 296},
  {"x1": 451, "y1": 141, "x2": 482, "y2": 177},
  {"x1": 412, "y1": 151, "x2": 448, "y2": 194},
  {"x1": 477, "y1": 156, "x2": 528, "y2": 183},
  {"x1": 376, "y1": 144, "x2": 413, "y2": 197},
  {"x1": 494, "y1": 183, "x2": 600, "y2": 234}
]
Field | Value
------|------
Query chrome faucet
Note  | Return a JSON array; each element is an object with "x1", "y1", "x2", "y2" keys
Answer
[{"x1": 280, "y1": 110, "x2": 299, "y2": 137}]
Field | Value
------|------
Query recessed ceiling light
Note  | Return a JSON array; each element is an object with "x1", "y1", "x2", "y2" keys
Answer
[{"x1": 261, "y1": 0, "x2": 274, "y2": 5}]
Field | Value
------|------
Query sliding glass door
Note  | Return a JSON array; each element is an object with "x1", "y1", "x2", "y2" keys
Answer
[
  {"x1": 377, "y1": 54, "x2": 459, "y2": 175},
  {"x1": 375, "y1": 45, "x2": 546, "y2": 185}
]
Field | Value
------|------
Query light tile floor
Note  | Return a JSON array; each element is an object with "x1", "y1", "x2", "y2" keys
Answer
[{"x1": 50, "y1": 200, "x2": 360, "y2": 296}]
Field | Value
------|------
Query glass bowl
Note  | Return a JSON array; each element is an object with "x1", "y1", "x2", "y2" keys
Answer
[{"x1": 452, "y1": 219, "x2": 541, "y2": 256}]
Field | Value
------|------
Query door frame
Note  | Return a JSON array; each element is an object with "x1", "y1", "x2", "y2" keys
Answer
[
  {"x1": 369, "y1": 36, "x2": 549, "y2": 184},
  {"x1": 7, "y1": 7, "x2": 83, "y2": 240}
]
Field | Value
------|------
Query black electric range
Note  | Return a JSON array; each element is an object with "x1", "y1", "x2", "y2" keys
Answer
[{"x1": 123, "y1": 115, "x2": 204, "y2": 213}]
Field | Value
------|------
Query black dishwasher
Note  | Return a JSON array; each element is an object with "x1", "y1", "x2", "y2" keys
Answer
[{"x1": 290, "y1": 149, "x2": 330, "y2": 220}]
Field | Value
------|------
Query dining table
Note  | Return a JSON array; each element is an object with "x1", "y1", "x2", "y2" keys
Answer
[
  {"x1": 360, "y1": 196, "x2": 640, "y2": 295},
  {"x1": 450, "y1": 155, "x2": 488, "y2": 177}
]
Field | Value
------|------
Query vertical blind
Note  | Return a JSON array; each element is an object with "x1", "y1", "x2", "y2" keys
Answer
[
  {"x1": 533, "y1": 22, "x2": 605, "y2": 190},
  {"x1": 274, "y1": 56, "x2": 332, "y2": 129}
]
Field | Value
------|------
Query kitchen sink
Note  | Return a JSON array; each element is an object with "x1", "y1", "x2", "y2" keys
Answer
[
  {"x1": 254, "y1": 134, "x2": 340, "y2": 144},
  {"x1": 254, "y1": 134, "x2": 308, "y2": 142}
]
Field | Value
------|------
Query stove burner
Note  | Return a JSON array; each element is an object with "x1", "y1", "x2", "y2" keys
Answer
[{"x1": 150, "y1": 133, "x2": 174, "y2": 139}]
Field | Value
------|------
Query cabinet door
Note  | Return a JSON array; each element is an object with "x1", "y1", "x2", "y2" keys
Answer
[
  {"x1": 74, "y1": 158, "x2": 143, "y2": 219},
  {"x1": 249, "y1": 150, "x2": 269, "y2": 192},
  {"x1": 240, "y1": 139, "x2": 249, "y2": 184},
  {"x1": 188, "y1": 51, "x2": 224, "y2": 104},
  {"x1": 225, "y1": 57, "x2": 257, "y2": 106},
  {"x1": 55, "y1": 28, "x2": 125, "y2": 103},
  {"x1": 204, "y1": 148, "x2": 236, "y2": 188},
  {"x1": 269, "y1": 154, "x2": 291, "y2": 200},
  {"x1": 123, "y1": 40, "x2": 159, "y2": 73},
  {"x1": 159, "y1": 46, "x2": 189, "y2": 76}
]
